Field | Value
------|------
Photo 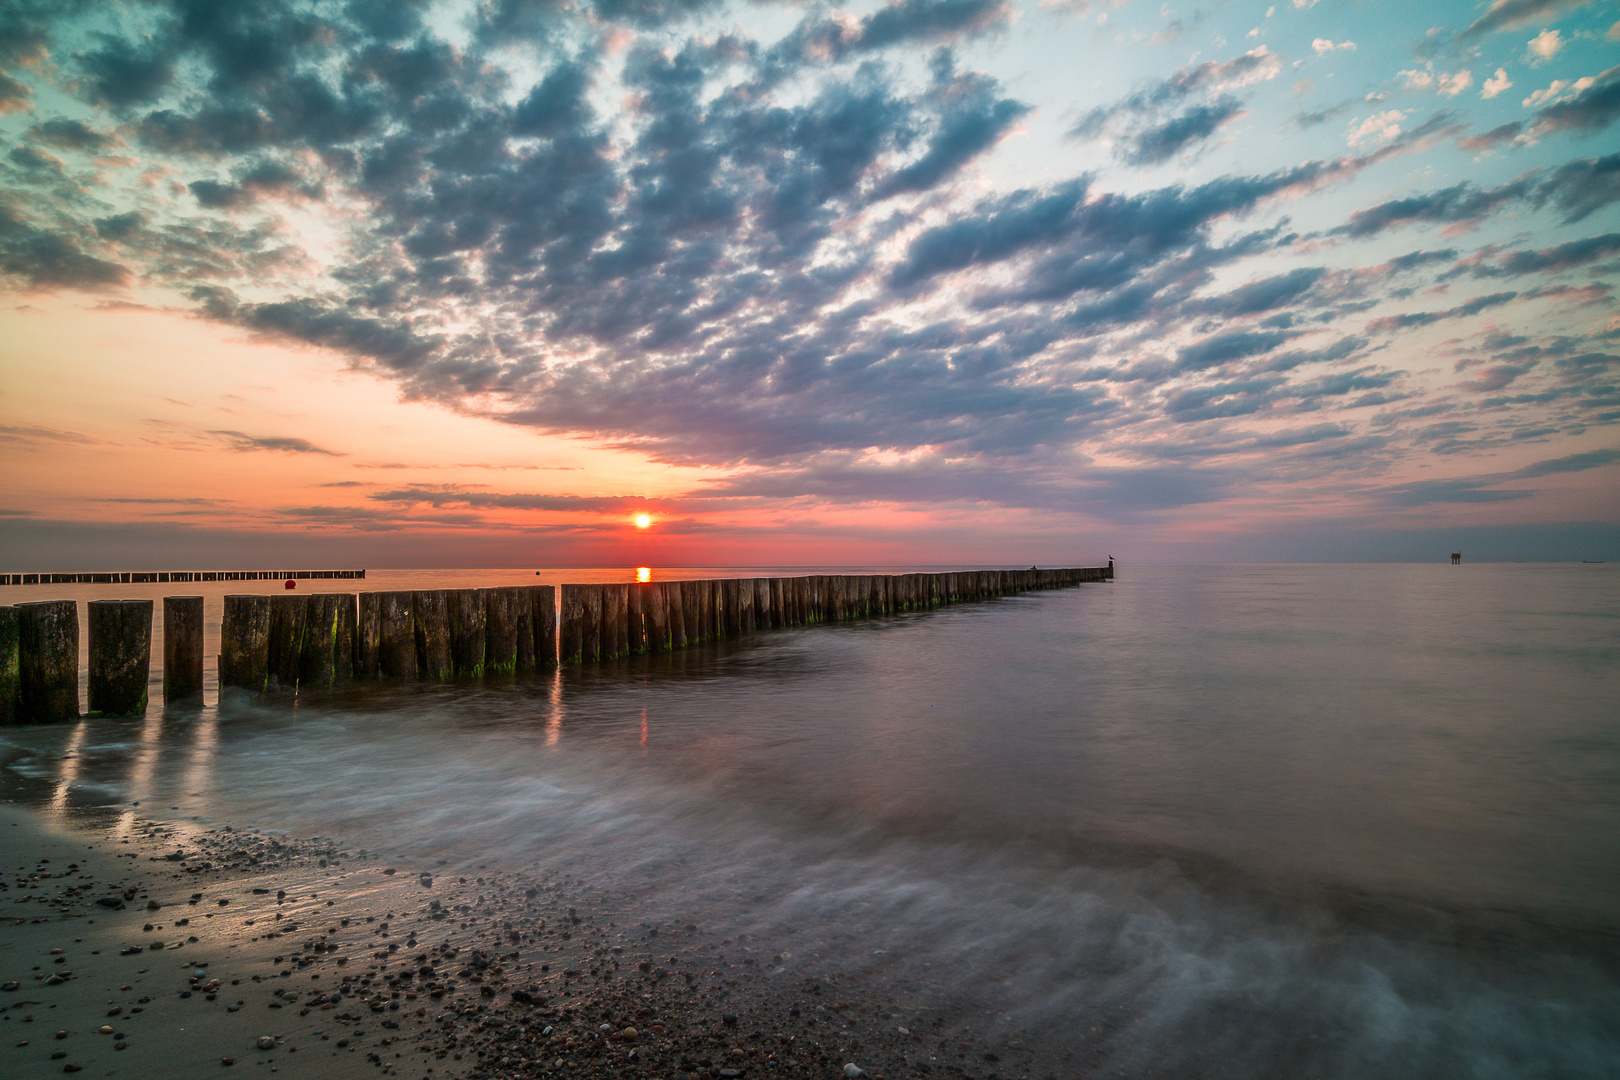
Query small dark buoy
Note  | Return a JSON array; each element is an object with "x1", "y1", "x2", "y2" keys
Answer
[{"x1": 284, "y1": 579, "x2": 297, "y2": 590}]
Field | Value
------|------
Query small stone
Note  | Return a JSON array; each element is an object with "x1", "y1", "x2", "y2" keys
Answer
[
  {"x1": 55, "y1": 1030, "x2": 69, "y2": 1040},
  {"x1": 257, "y1": 1036, "x2": 275, "y2": 1050},
  {"x1": 221, "y1": 1057, "x2": 235, "y2": 1066},
  {"x1": 63, "y1": 1063, "x2": 82, "y2": 1073},
  {"x1": 620, "y1": 1027, "x2": 638, "y2": 1041},
  {"x1": 99, "y1": 1026, "x2": 114, "y2": 1034},
  {"x1": 107, "y1": 1007, "x2": 122, "y2": 1016},
  {"x1": 844, "y1": 1065, "x2": 864, "y2": 1078},
  {"x1": 115, "y1": 1041, "x2": 128, "y2": 1050}
]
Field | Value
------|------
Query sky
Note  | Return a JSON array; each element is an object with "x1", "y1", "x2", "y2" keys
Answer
[{"x1": 1, "y1": 0, "x2": 1618, "y2": 567}]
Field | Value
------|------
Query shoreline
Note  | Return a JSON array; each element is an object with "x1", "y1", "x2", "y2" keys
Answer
[{"x1": 1, "y1": 801, "x2": 1070, "y2": 1080}]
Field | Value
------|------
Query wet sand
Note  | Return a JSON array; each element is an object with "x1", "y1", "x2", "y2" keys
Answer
[{"x1": 2, "y1": 805, "x2": 1070, "y2": 1080}]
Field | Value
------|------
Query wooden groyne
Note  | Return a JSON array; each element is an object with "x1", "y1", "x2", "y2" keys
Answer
[
  {"x1": 0, "y1": 570, "x2": 366, "y2": 586},
  {"x1": 0, "y1": 566, "x2": 1111, "y2": 721}
]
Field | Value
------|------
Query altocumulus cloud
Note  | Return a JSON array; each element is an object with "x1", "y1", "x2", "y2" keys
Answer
[{"x1": 0, "y1": 0, "x2": 1615, "y2": 526}]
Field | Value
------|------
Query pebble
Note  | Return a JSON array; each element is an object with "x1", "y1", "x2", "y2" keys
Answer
[
  {"x1": 257, "y1": 1035, "x2": 275, "y2": 1050},
  {"x1": 844, "y1": 1064, "x2": 865, "y2": 1078}
]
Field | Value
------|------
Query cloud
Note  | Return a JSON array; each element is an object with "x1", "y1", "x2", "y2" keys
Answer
[
  {"x1": 1070, "y1": 47, "x2": 1277, "y2": 165},
  {"x1": 1312, "y1": 39, "x2": 1356, "y2": 54},
  {"x1": 208, "y1": 430, "x2": 343, "y2": 455},
  {"x1": 1536, "y1": 152, "x2": 1620, "y2": 221},
  {"x1": 1526, "y1": 28, "x2": 1565, "y2": 64},
  {"x1": 1451, "y1": 232, "x2": 1620, "y2": 277},
  {"x1": 1366, "y1": 291, "x2": 1519, "y2": 332},
  {"x1": 1333, "y1": 178, "x2": 1536, "y2": 237},
  {"x1": 368, "y1": 486, "x2": 651, "y2": 514},
  {"x1": 1460, "y1": 0, "x2": 1599, "y2": 39},
  {"x1": 1482, "y1": 68, "x2": 1513, "y2": 99},
  {"x1": 1438, "y1": 71, "x2": 1473, "y2": 97},
  {"x1": 1347, "y1": 110, "x2": 1405, "y2": 149},
  {"x1": 1380, "y1": 447, "x2": 1620, "y2": 506}
]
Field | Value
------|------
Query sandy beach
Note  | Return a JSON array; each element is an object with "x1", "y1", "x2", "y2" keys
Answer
[{"x1": 2, "y1": 802, "x2": 1066, "y2": 1080}]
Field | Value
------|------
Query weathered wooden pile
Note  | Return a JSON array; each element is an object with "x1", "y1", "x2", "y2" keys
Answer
[{"x1": 0, "y1": 566, "x2": 1110, "y2": 721}]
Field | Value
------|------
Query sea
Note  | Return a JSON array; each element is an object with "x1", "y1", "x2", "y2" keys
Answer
[{"x1": 2, "y1": 563, "x2": 1617, "y2": 1078}]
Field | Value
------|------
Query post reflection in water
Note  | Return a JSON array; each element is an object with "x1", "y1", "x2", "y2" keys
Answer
[
  {"x1": 181, "y1": 707, "x2": 220, "y2": 811},
  {"x1": 640, "y1": 705, "x2": 648, "y2": 753},
  {"x1": 48, "y1": 721, "x2": 89, "y2": 816},
  {"x1": 546, "y1": 668, "x2": 564, "y2": 747},
  {"x1": 115, "y1": 712, "x2": 166, "y2": 838}
]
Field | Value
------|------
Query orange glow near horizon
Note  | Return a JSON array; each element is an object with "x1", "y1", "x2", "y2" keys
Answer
[{"x1": 636, "y1": 567, "x2": 652, "y2": 582}]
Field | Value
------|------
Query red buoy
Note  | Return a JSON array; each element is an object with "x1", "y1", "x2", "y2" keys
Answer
[{"x1": 284, "y1": 579, "x2": 297, "y2": 590}]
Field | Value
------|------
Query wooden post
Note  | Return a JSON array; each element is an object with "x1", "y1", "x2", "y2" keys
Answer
[
  {"x1": 530, "y1": 585, "x2": 557, "y2": 669},
  {"x1": 357, "y1": 592, "x2": 382, "y2": 679},
  {"x1": 680, "y1": 580, "x2": 701, "y2": 644},
  {"x1": 266, "y1": 594, "x2": 308, "y2": 693},
  {"x1": 162, "y1": 596, "x2": 204, "y2": 708},
  {"x1": 768, "y1": 578, "x2": 784, "y2": 628},
  {"x1": 720, "y1": 579, "x2": 740, "y2": 638},
  {"x1": 414, "y1": 590, "x2": 453, "y2": 681},
  {"x1": 448, "y1": 588, "x2": 486, "y2": 680},
  {"x1": 88, "y1": 599, "x2": 150, "y2": 718},
  {"x1": 485, "y1": 587, "x2": 528, "y2": 678},
  {"x1": 0, "y1": 605, "x2": 16, "y2": 724},
  {"x1": 738, "y1": 578, "x2": 755, "y2": 635},
  {"x1": 665, "y1": 581, "x2": 687, "y2": 651},
  {"x1": 17, "y1": 600, "x2": 78, "y2": 722},
  {"x1": 220, "y1": 595, "x2": 271, "y2": 697},
  {"x1": 559, "y1": 584, "x2": 587, "y2": 665},
  {"x1": 639, "y1": 583, "x2": 667, "y2": 653},
  {"x1": 627, "y1": 582, "x2": 647, "y2": 656},
  {"x1": 377, "y1": 592, "x2": 417, "y2": 679},
  {"x1": 299, "y1": 593, "x2": 355, "y2": 692}
]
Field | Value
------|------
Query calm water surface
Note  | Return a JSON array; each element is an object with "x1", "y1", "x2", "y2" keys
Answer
[{"x1": 3, "y1": 564, "x2": 1617, "y2": 1077}]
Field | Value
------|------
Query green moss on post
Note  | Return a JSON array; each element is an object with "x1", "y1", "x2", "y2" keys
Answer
[
  {"x1": 18, "y1": 600, "x2": 78, "y2": 722},
  {"x1": 447, "y1": 588, "x2": 486, "y2": 680},
  {"x1": 0, "y1": 606, "x2": 17, "y2": 724}
]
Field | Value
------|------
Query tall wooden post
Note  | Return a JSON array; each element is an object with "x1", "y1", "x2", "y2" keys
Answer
[
  {"x1": 531, "y1": 585, "x2": 557, "y2": 669},
  {"x1": 18, "y1": 600, "x2": 78, "y2": 722},
  {"x1": 0, "y1": 605, "x2": 16, "y2": 723},
  {"x1": 220, "y1": 595, "x2": 271, "y2": 696},
  {"x1": 162, "y1": 596, "x2": 204, "y2": 708},
  {"x1": 414, "y1": 591, "x2": 452, "y2": 681}
]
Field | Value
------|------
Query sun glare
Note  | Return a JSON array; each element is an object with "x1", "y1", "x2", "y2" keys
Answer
[
  {"x1": 635, "y1": 513, "x2": 651, "y2": 528},
  {"x1": 636, "y1": 567, "x2": 652, "y2": 582}
]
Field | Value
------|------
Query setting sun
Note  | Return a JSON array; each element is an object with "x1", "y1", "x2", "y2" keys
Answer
[{"x1": 635, "y1": 514, "x2": 651, "y2": 529}]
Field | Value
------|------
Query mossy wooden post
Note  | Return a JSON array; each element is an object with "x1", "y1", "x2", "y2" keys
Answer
[
  {"x1": 0, "y1": 605, "x2": 17, "y2": 724},
  {"x1": 448, "y1": 589, "x2": 486, "y2": 680},
  {"x1": 378, "y1": 592, "x2": 417, "y2": 679},
  {"x1": 666, "y1": 581, "x2": 687, "y2": 651},
  {"x1": 870, "y1": 575, "x2": 886, "y2": 617},
  {"x1": 267, "y1": 594, "x2": 309, "y2": 694},
  {"x1": 559, "y1": 585, "x2": 587, "y2": 665},
  {"x1": 220, "y1": 595, "x2": 271, "y2": 697},
  {"x1": 485, "y1": 587, "x2": 527, "y2": 678},
  {"x1": 413, "y1": 590, "x2": 453, "y2": 681},
  {"x1": 18, "y1": 600, "x2": 78, "y2": 722},
  {"x1": 162, "y1": 596, "x2": 204, "y2": 708},
  {"x1": 530, "y1": 585, "x2": 557, "y2": 669},
  {"x1": 299, "y1": 593, "x2": 354, "y2": 692},
  {"x1": 580, "y1": 585, "x2": 603, "y2": 664},
  {"x1": 357, "y1": 592, "x2": 383, "y2": 679},
  {"x1": 88, "y1": 600, "x2": 152, "y2": 718}
]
